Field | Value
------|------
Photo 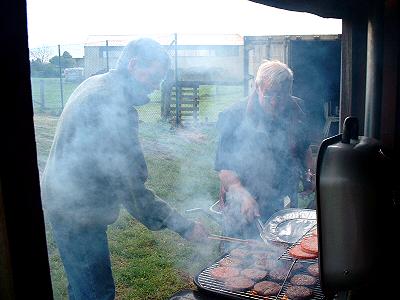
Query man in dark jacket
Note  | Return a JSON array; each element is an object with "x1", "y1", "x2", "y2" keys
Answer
[
  {"x1": 41, "y1": 38, "x2": 208, "y2": 300},
  {"x1": 215, "y1": 60, "x2": 314, "y2": 243}
]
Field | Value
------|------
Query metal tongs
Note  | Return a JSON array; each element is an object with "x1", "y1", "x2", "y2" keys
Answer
[
  {"x1": 185, "y1": 206, "x2": 266, "y2": 245},
  {"x1": 255, "y1": 217, "x2": 272, "y2": 246},
  {"x1": 255, "y1": 217, "x2": 265, "y2": 236}
]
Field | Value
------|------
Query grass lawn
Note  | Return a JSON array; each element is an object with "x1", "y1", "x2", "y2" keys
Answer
[{"x1": 31, "y1": 78, "x2": 79, "y2": 114}]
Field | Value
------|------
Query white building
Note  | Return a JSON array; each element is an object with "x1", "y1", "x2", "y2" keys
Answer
[{"x1": 83, "y1": 34, "x2": 244, "y2": 82}]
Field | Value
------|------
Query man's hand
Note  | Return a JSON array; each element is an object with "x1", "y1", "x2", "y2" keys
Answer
[
  {"x1": 184, "y1": 221, "x2": 209, "y2": 242},
  {"x1": 230, "y1": 184, "x2": 260, "y2": 223},
  {"x1": 241, "y1": 196, "x2": 261, "y2": 223}
]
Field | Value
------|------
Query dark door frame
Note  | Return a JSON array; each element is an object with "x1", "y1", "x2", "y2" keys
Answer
[
  {"x1": 0, "y1": 0, "x2": 53, "y2": 298},
  {"x1": 1, "y1": 0, "x2": 399, "y2": 299}
]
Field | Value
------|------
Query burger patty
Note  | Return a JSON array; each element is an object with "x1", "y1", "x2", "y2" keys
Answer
[
  {"x1": 229, "y1": 248, "x2": 248, "y2": 259},
  {"x1": 289, "y1": 245, "x2": 318, "y2": 259},
  {"x1": 307, "y1": 263, "x2": 319, "y2": 277},
  {"x1": 252, "y1": 258, "x2": 277, "y2": 271},
  {"x1": 285, "y1": 285, "x2": 313, "y2": 299},
  {"x1": 223, "y1": 276, "x2": 255, "y2": 291},
  {"x1": 240, "y1": 268, "x2": 268, "y2": 280},
  {"x1": 280, "y1": 261, "x2": 304, "y2": 273},
  {"x1": 250, "y1": 252, "x2": 268, "y2": 262},
  {"x1": 210, "y1": 266, "x2": 240, "y2": 281},
  {"x1": 292, "y1": 262, "x2": 306, "y2": 273},
  {"x1": 219, "y1": 256, "x2": 242, "y2": 267},
  {"x1": 300, "y1": 236, "x2": 318, "y2": 254},
  {"x1": 290, "y1": 274, "x2": 317, "y2": 286},
  {"x1": 269, "y1": 267, "x2": 289, "y2": 282},
  {"x1": 253, "y1": 280, "x2": 281, "y2": 296}
]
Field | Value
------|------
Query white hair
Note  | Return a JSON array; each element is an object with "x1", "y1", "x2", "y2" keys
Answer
[{"x1": 255, "y1": 60, "x2": 293, "y2": 95}]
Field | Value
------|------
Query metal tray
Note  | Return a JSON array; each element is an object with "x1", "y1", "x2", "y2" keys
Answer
[{"x1": 260, "y1": 208, "x2": 317, "y2": 244}]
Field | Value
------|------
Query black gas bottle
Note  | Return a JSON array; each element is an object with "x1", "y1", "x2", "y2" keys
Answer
[{"x1": 315, "y1": 116, "x2": 395, "y2": 298}]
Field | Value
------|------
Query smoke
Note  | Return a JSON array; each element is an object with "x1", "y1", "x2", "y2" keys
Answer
[{"x1": 36, "y1": 35, "x2": 340, "y2": 298}]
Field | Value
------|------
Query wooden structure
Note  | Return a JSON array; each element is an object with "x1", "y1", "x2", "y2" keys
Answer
[{"x1": 162, "y1": 81, "x2": 200, "y2": 124}]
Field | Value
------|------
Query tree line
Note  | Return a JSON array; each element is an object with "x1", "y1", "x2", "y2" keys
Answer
[{"x1": 30, "y1": 46, "x2": 77, "y2": 77}]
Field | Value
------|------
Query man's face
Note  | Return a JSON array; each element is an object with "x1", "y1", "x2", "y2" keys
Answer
[
  {"x1": 130, "y1": 60, "x2": 167, "y2": 94},
  {"x1": 257, "y1": 81, "x2": 288, "y2": 117}
]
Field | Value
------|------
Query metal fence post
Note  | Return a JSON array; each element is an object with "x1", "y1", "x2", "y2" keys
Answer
[
  {"x1": 39, "y1": 79, "x2": 45, "y2": 111},
  {"x1": 243, "y1": 37, "x2": 250, "y2": 97},
  {"x1": 174, "y1": 33, "x2": 180, "y2": 126},
  {"x1": 106, "y1": 40, "x2": 109, "y2": 72},
  {"x1": 58, "y1": 45, "x2": 64, "y2": 110}
]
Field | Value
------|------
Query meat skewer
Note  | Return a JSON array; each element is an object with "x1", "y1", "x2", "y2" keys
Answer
[{"x1": 207, "y1": 234, "x2": 261, "y2": 245}]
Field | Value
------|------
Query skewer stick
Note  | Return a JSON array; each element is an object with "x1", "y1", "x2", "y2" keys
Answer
[{"x1": 207, "y1": 234, "x2": 259, "y2": 244}]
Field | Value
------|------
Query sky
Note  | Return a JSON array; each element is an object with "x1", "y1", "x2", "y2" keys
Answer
[{"x1": 26, "y1": 0, "x2": 342, "y2": 56}]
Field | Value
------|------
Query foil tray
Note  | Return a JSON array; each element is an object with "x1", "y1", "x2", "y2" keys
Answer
[{"x1": 260, "y1": 208, "x2": 317, "y2": 244}]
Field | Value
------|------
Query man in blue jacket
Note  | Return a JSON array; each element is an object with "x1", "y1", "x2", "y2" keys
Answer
[{"x1": 41, "y1": 38, "x2": 208, "y2": 300}]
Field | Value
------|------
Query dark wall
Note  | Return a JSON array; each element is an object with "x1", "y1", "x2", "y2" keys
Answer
[
  {"x1": 0, "y1": 0, "x2": 53, "y2": 298},
  {"x1": 289, "y1": 39, "x2": 341, "y2": 143}
]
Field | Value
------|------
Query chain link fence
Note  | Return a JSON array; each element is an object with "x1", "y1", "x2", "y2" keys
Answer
[{"x1": 30, "y1": 34, "x2": 246, "y2": 125}]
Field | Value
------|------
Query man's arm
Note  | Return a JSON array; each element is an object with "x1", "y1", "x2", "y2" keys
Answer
[
  {"x1": 214, "y1": 105, "x2": 261, "y2": 222},
  {"x1": 109, "y1": 109, "x2": 208, "y2": 242},
  {"x1": 122, "y1": 183, "x2": 208, "y2": 242}
]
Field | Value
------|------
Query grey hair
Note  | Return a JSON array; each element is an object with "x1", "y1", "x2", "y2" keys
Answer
[
  {"x1": 116, "y1": 38, "x2": 171, "y2": 71},
  {"x1": 255, "y1": 60, "x2": 293, "y2": 95}
]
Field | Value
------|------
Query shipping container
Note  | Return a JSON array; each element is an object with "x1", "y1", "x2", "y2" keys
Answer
[{"x1": 244, "y1": 35, "x2": 342, "y2": 144}]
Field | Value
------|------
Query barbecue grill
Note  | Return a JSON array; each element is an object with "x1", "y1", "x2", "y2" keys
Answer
[{"x1": 194, "y1": 228, "x2": 324, "y2": 300}]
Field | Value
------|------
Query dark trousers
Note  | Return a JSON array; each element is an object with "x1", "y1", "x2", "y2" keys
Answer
[{"x1": 48, "y1": 214, "x2": 115, "y2": 300}]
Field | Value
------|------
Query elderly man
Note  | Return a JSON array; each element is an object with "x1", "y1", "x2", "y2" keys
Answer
[
  {"x1": 214, "y1": 60, "x2": 314, "y2": 243},
  {"x1": 41, "y1": 38, "x2": 208, "y2": 300}
]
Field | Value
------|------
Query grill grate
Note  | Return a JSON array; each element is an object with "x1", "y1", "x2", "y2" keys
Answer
[{"x1": 194, "y1": 253, "x2": 325, "y2": 300}]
